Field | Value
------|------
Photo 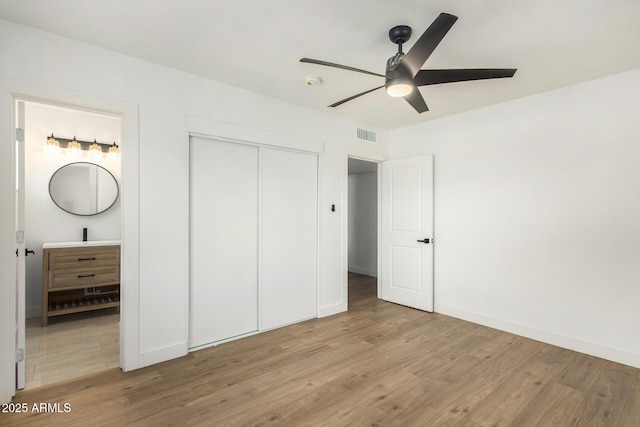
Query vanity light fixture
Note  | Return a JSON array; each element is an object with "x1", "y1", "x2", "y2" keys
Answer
[
  {"x1": 44, "y1": 134, "x2": 120, "y2": 157},
  {"x1": 89, "y1": 139, "x2": 102, "y2": 157},
  {"x1": 108, "y1": 142, "x2": 120, "y2": 158},
  {"x1": 67, "y1": 136, "x2": 82, "y2": 155},
  {"x1": 45, "y1": 133, "x2": 60, "y2": 153}
]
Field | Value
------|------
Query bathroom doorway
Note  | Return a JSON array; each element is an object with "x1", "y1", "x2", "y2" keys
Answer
[
  {"x1": 17, "y1": 99, "x2": 122, "y2": 389},
  {"x1": 347, "y1": 158, "x2": 379, "y2": 308}
]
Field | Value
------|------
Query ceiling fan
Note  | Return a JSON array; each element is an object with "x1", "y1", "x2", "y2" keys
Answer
[{"x1": 300, "y1": 12, "x2": 517, "y2": 113}]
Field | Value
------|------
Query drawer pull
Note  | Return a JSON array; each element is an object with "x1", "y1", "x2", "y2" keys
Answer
[
  {"x1": 78, "y1": 257, "x2": 97, "y2": 261},
  {"x1": 78, "y1": 274, "x2": 96, "y2": 278}
]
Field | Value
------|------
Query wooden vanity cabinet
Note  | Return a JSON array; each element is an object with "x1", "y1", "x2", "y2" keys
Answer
[{"x1": 41, "y1": 244, "x2": 120, "y2": 326}]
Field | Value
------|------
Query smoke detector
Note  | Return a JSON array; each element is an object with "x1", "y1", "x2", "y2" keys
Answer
[{"x1": 304, "y1": 75, "x2": 321, "y2": 86}]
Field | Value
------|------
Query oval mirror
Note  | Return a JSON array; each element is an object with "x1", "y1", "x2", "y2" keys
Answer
[{"x1": 49, "y1": 162, "x2": 119, "y2": 216}]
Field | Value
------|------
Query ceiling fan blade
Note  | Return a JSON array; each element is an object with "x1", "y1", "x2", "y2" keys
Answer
[
  {"x1": 300, "y1": 58, "x2": 386, "y2": 78},
  {"x1": 414, "y1": 68, "x2": 517, "y2": 86},
  {"x1": 402, "y1": 13, "x2": 458, "y2": 77},
  {"x1": 403, "y1": 87, "x2": 429, "y2": 113},
  {"x1": 329, "y1": 86, "x2": 385, "y2": 108}
]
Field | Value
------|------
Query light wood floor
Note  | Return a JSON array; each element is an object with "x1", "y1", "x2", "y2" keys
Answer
[
  {"x1": 5, "y1": 274, "x2": 639, "y2": 426},
  {"x1": 24, "y1": 309, "x2": 119, "y2": 389}
]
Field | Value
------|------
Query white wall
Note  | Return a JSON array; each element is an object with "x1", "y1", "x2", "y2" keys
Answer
[
  {"x1": 390, "y1": 69, "x2": 640, "y2": 368},
  {"x1": 348, "y1": 172, "x2": 377, "y2": 276},
  {"x1": 0, "y1": 18, "x2": 389, "y2": 400},
  {"x1": 24, "y1": 102, "x2": 121, "y2": 317}
]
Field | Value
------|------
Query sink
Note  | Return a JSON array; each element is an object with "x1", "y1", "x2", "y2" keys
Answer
[{"x1": 42, "y1": 240, "x2": 121, "y2": 249}]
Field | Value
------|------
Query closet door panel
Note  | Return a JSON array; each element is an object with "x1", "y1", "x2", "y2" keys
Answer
[
  {"x1": 261, "y1": 148, "x2": 318, "y2": 330},
  {"x1": 189, "y1": 137, "x2": 259, "y2": 348}
]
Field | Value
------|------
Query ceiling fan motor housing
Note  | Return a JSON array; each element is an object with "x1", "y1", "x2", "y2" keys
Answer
[{"x1": 385, "y1": 58, "x2": 413, "y2": 95}]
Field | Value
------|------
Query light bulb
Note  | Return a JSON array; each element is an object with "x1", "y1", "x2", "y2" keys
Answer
[
  {"x1": 386, "y1": 82, "x2": 413, "y2": 97},
  {"x1": 45, "y1": 133, "x2": 59, "y2": 153},
  {"x1": 67, "y1": 137, "x2": 81, "y2": 155},
  {"x1": 108, "y1": 142, "x2": 120, "y2": 158},
  {"x1": 89, "y1": 139, "x2": 102, "y2": 157}
]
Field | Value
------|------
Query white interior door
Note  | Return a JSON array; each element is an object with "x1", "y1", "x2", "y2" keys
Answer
[
  {"x1": 189, "y1": 137, "x2": 259, "y2": 348},
  {"x1": 15, "y1": 101, "x2": 26, "y2": 389},
  {"x1": 261, "y1": 148, "x2": 317, "y2": 330},
  {"x1": 381, "y1": 155, "x2": 434, "y2": 311}
]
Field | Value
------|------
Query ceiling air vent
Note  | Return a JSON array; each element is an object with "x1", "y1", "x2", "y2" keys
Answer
[{"x1": 356, "y1": 127, "x2": 377, "y2": 144}]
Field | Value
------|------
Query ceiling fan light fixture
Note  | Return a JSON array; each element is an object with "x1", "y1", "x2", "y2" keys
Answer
[
  {"x1": 386, "y1": 80, "x2": 413, "y2": 97},
  {"x1": 301, "y1": 12, "x2": 516, "y2": 113}
]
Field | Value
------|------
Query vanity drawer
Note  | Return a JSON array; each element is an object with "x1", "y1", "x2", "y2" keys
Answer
[
  {"x1": 49, "y1": 266, "x2": 120, "y2": 290},
  {"x1": 48, "y1": 246, "x2": 120, "y2": 271}
]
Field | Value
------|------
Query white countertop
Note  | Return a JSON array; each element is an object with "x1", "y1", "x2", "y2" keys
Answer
[{"x1": 42, "y1": 240, "x2": 121, "y2": 249}]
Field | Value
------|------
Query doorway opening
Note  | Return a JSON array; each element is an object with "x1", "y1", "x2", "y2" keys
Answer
[
  {"x1": 347, "y1": 157, "x2": 379, "y2": 308},
  {"x1": 16, "y1": 99, "x2": 122, "y2": 389}
]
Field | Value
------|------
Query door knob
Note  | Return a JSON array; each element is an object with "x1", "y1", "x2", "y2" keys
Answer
[
  {"x1": 416, "y1": 238, "x2": 431, "y2": 244},
  {"x1": 25, "y1": 249, "x2": 35, "y2": 256}
]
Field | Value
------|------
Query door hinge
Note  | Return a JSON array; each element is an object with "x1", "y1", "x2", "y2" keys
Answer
[
  {"x1": 16, "y1": 128, "x2": 24, "y2": 142},
  {"x1": 16, "y1": 348, "x2": 24, "y2": 363}
]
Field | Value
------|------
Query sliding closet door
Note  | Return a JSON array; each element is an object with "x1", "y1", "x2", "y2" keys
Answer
[
  {"x1": 261, "y1": 148, "x2": 318, "y2": 330},
  {"x1": 189, "y1": 137, "x2": 259, "y2": 348}
]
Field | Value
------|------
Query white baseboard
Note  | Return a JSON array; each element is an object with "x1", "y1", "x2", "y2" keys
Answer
[
  {"x1": 318, "y1": 301, "x2": 346, "y2": 318},
  {"x1": 436, "y1": 304, "x2": 640, "y2": 369},
  {"x1": 348, "y1": 266, "x2": 377, "y2": 277},
  {"x1": 133, "y1": 342, "x2": 188, "y2": 371}
]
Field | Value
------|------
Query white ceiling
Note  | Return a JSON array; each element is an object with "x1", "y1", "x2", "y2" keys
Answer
[{"x1": 1, "y1": 0, "x2": 639, "y2": 129}]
